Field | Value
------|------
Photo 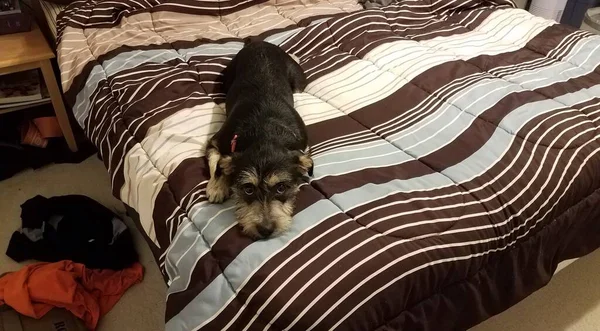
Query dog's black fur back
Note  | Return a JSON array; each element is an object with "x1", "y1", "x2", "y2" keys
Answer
[
  {"x1": 205, "y1": 41, "x2": 312, "y2": 239},
  {"x1": 215, "y1": 41, "x2": 308, "y2": 155}
]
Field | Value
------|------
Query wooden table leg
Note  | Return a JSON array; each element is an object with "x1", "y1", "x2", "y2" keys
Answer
[{"x1": 39, "y1": 59, "x2": 78, "y2": 152}]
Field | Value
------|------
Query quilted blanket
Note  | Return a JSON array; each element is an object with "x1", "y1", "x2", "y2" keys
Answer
[{"x1": 57, "y1": 0, "x2": 600, "y2": 330}]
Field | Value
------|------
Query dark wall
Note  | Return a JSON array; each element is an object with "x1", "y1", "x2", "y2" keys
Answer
[{"x1": 561, "y1": 0, "x2": 600, "y2": 27}]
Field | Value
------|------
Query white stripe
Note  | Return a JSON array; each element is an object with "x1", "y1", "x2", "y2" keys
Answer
[
  {"x1": 157, "y1": 22, "x2": 592, "y2": 272},
  {"x1": 215, "y1": 103, "x2": 591, "y2": 329},
  {"x1": 290, "y1": 128, "x2": 600, "y2": 331},
  {"x1": 377, "y1": 73, "x2": 488, "y2": 135},
  {"x1": 353, "y1": 111, "x2": 586, "y2": 219},
  {"x1": 374, "y1": 118, "x2": 591, "y2": 230},
  {"x1": 323, "y1": 135, "x2": 600, "y2": 331},
  {"x1": 190, "y1": 211, "x2": 344, "y2": 331}
]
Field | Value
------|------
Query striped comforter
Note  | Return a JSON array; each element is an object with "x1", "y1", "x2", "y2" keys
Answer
[{"x1": 57, "y1": 0, "x2": 600, "y2": 329}]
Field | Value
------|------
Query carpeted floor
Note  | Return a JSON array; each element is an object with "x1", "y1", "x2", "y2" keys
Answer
[
  {"x1": 2, "y1": 3, "x2": 599, "y2": 328},
  {"x1": 0, "y1": 157, "x2": 166, "y2": 331},
  {"x1": 1, "y1": 157, "x2": 600, "y2": 331}
]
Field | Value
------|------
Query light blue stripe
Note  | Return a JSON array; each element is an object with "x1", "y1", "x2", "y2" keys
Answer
[
  {"x1": 496, "y1": 36, "x2": 600, "y2": 93},
  {"x1": 312, "y1": 139, "x2": 386, "y2": 162},
  {"x1": 315, "y1": 148, "x2": 413, "y2": 178},
  {"x1": 394, "y1": 81, "x2": 523, "y2": 156},
  {"x1": 554, "y1": 84, "x2": 600, "y2": 106},
  {"x1": 166, "y1": 85, "x2": 600, "y2": 329},
  {"x1": 72, "y1": 33, "x2": 308, "y2": 128},
  {"x1": 329, "y1": 87, "x2": 599, "y2": 212},
  {"x1": 265, "y1": 28, "x2": 302, "y2": 46},
  {"x1": 73, "y1": 65, "x2": 106, "y2": 127},
  {"x1": 103, "y1": 49, "x2": 184, "y2": 76},
  {"x1": 329, "y1": 172, "x2": 456, "y2": 212},
  {"x1": 73, "y1": 49, "x2": 184, "y2": 128},
  {"x1": 562, "y1": 35, "x2": 600, "y2": 71},
  {"x1": 315, "y1": 139, "x2": 407, "y2": 171},
  {"x1": 166, "y1": 199, "x2": 343, "y2": 331},
  {"x1": 178, "y1": 42, "x2": 244, "y2": 61},
  {"x1": 165, "y1": 199, "x2": 237, "y2": 292}
]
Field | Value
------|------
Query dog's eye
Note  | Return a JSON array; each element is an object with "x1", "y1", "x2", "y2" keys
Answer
[
  {"x1": 243, "y1": 185, "x2": 255, "y2": 195},
  {"x1": 276, "y1": 183, "x2": 286, "y2": 194}
]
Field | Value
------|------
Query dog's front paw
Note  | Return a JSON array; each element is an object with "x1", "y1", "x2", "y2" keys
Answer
[{"x1": 207, "y1": 176, "x2": 230, "y2": 203}]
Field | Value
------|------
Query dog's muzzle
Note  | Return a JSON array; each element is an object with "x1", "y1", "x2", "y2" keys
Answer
[{"x1": 235, "y1": 199, "x2": 294, "y2": 239}]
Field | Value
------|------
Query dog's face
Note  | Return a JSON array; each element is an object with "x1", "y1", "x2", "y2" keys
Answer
[{"x1": 222, "y1": 144, "x2": 313, "y2": 239}]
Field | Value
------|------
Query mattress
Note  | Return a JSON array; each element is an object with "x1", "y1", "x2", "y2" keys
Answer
[{"x1": 56, "y1": 0, "x2": 600, "y2": 330}]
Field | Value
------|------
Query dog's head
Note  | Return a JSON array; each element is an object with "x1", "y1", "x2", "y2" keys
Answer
[{"x1": 221, "y1": 144, "x2": 313, "y2": 239}]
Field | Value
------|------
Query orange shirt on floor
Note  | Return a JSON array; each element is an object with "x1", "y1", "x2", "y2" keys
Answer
[{"x1": 0, "y1": 261, "x2": 143, "y2": 330}]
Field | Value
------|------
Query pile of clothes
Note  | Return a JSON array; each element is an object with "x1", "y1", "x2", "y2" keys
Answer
[
  {"x1": 0, "y1": 109, "x2": 95, "y2": 181},
  {"x1": 1, "y1": 195, "x2": 142, "y2": 330}
]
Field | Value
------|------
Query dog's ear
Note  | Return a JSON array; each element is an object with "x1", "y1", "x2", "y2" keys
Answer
[
  {"x1": 219, "y1": 155, "x2": 235, "y2": 176},
  {"x1": 294, "y1": 151, "x2": 313, "y2": 177}
]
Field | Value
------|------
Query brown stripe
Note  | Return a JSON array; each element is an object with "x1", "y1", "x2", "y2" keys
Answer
[
  {"x1": 365, "y1": 188, "x2": 600, "y2": 331},
  {"x1": 284, "y1": 119, "x2": 600, "y2": 330},
  {"x1": 200, "y1": 212, "x2": 352, "y2": 330},
  {"x1": 63, "y1": 12, "x2": 334, "y2": 105},
  {"x1": 164, "y1": 184, "x2": 326, "y2": 321},
  {"x1": 307, "y1": 116, "x2": 375, "y2": 150},
  {"x1": 58, "y1": 0, "x2": 270, "y2": 39},
  {"x1": 195, "y1": 91, "x2": 600, "y2": 328},
  {"x1": 163, "y1": 22, "x2": 596, "y2": 320},
  {"x1": 309, "y1": 66, "x2": 600, "y2": 196},
  {"x1": 526, "y1": 22, "x2": 583, "y2": 56},
  {"x1": 91, "y1": 19, "x2": 592, "y2": 241},
  {"x1": 310, "y1": 155, "x2": 600, "y2": 331},
  {"x1": 62, "y1": 2, "x2": 600, "y2": 325}
]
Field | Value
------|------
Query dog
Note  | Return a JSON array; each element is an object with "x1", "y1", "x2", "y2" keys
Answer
[{"x1": 205, "y1": 41, "x2": 313, "y2": 239}]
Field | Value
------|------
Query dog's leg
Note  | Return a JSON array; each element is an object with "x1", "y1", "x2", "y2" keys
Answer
[{"x1": 206, "y1": 142, "x2": 231, "y2": 203}]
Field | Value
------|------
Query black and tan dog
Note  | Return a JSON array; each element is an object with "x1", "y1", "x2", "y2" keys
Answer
[{"x1": 205, "y1": 41, "x2": 313, "y2": 239}]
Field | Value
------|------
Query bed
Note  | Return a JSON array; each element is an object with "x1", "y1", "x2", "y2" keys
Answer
[{"x1": 56, "y1": 0, "x2": 600, "y2": 330}]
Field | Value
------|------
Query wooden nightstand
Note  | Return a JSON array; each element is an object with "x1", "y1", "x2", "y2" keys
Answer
[{"x1": 0, "y1": 25, "x2": 78, "y2": 152}]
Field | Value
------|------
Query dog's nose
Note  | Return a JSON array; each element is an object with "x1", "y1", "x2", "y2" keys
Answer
[{"x1": 257, "y1": 224, "x2": 275, "y2": 238}]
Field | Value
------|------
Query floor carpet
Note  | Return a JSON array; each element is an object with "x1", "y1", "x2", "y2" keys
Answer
[
  {"x1": 1, "y1": 157, "x2": 600, "y2": 330},
  {"x1": 4, "y1": 1, "x2": 600, "y2": 330},
  {"x1": 0, "y1": 157, "x2": 166, "y2": 331}
]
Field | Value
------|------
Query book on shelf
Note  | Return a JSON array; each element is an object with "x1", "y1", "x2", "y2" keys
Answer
[
  {"x1": 0, "y1": 70, "x2": 48, "y2": 109},
  {"x1": 0, "y1": 97, "x2": 50, "y2": 110}
]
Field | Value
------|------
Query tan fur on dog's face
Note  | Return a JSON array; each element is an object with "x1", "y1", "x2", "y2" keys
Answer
[
  {"x1": 227, "y1": 143, "x2": 313, "y2": 239},
  {"x1": 235, "y1": 199, "x2": 295, "y2": 239},
  {"x1": 232, "y1": 163, "x2": 302, "y2": 239}
]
